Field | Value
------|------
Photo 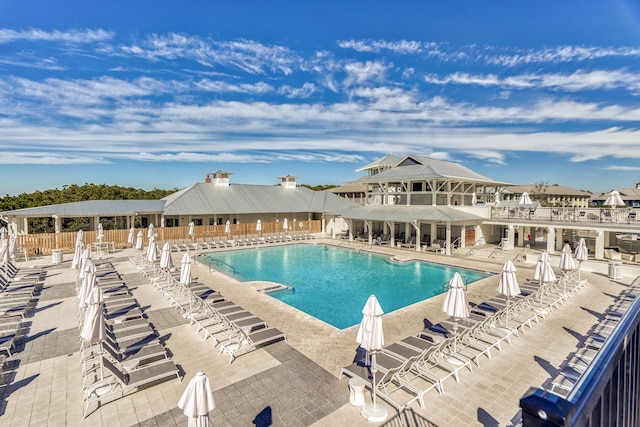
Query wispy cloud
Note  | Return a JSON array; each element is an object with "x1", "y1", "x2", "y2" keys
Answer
[
  {"x1": 482, "y1": 45, "x2": 640, "y2": 67},
  {"x1": 0, "y1": 151, "x2": 109, "y2": 165},
  {"x1": 425, "y1": 69, "x2": 640, "y2": 93},
  {"x1": 115, "y1": 33, "x2": 300, "y2": 75},
  {"x1": 0, "y1": 28, "x2": 113, "y2": 44},
  {"x1": 338, "y1": 39, "x2": 426, "y2": 54},
  {"x1": 603, "y1": 165, "x2": 640, "y2": 171},
  {"x1": 339, "y1": 39, "x2": 640, "y2": 67}
]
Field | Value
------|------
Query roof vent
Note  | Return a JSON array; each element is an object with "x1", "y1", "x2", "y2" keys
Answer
[{"x1": 279, "y1": 175, "x2": 298, "y2": 189}]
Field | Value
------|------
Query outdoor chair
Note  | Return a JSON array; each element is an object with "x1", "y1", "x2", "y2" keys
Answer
[
  {"x1": 84, "y1": 357, "x2": 180, "y2": 417},
  {"x1": 219, "y1": 327, "x2": 286, "y2": 364}
]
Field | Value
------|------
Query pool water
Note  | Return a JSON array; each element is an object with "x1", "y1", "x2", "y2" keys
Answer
[{"x1": 200, "y1": 244, "x2": 491, "y2": 329}]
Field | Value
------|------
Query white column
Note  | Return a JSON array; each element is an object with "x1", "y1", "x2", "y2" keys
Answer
[
  {"x1": 404, "y1": 222, "x2": 411, "y2": 243},
  {"x1": 459, "y1": 226, "x2": 466, "y2": 249},
  {"x1": 546, "y1": 227, "x2": 555, "y2": 254},
  {"x1": 555, "y1": 227, "x2": 564, "y2": 251},
  {"x1": 445, "y1": 222, "x2": 452, "y2": 255},
  {"x1": 595, "y1": 230, "x2": 605, "y2": 260},
  {"x1": 53, "y1": 215, "x2": 61, "y2": 249},
  {"x1": 329, "y1": 216, "x2": 334, "y2": 238},
  {"x1": 412, "y1": 221, "x2": 421, "y2": 251},
  {"x1": 430, "y1": 223, "x2": 437, "y2": 244},
  {"x1": 506, "y1": 225, "x2": 515, "y2": 250},
  {"x1": 474, "y1": 225, "x2": 484, "y2": 245},
  {"x1": 365, "y1": 220, "x2": 373, "y2": 244},
  {"x1": 388, "y1": 221, "x2": 396, "y2": 246}
]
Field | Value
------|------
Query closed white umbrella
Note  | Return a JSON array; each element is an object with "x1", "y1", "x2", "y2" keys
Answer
[
  {"x1": 78, "y1": 260, "x2": 97, "y2": 309},
  {"x1": 356, "y1": 295, "x2": 387, "y2": 422},
  {"x1": 518, "y1": 192, "x2": 533, "y2": 205},
  {"x1": 135, "y1": 231, "x2": 144, "y2": 251},
  {"x1": 80, "y1": 287, "x2": 105, "y2": 344},
  {"x1": 471, "y1": 192, "x2": 477, "y2": 206},
  {"x1": 97, "y1": 223, "x2": 104, "y2": 242},
  {"x1": 533, "y1": 251, "x2": 556, "y2": 313},
  {"x1": 256, "y1": 219, "x2": 262, "y2": 234},
  {"x1": 559, "y1": 243, "x2": 576, "y2": 298},
  {"x1": 178, "y1": 371, "x2": 216, "y2": 427},
  {"x1": 534, "y1": 251, "x2": 556, "y2": 283},
  {"x1": 0, "y1": 239, "x2": 9, "y2": 266},
  {"x1": 146, "y1": 235, "x2": 158, "y2": 263},
  {"x1": 560, "y1": 244, "x2": 576, "y2": 272},
  {"x1": 188, "y1": 221, "x2": 195, "y2": 240},
  {"x1": 127, "y1": 227, "x2": 135, "y2": 245},
  {"x1": 78, "y1": 247, "x2": 92, "y2": 280},
  {"x1": 0, "y1": 227, "x2": 6, "y2": 240},
  {"x1": 224, "y1": 220, "x2": 230, "y2": 236},
  {"x1": 8, "y1": 235, "x2": 17, "y2": 261},
  {"x1": 160, "y1": 241, "x2": 174, "y2": 270},
  {"x1": 180, "y1": 252, "x2": 192, "y2": 285},
  {"x1": 283, "y1": 218, "x2": 289, "y2": 232},
  {"x1": 604, "y1": 190, "x2": 624, "y2": 207},
  {"x1": 148, "y1": 223, "x2": 155, "y2": 239},
  {"x1": 71, "y1": 240, "x2": 84, "y2": 270},
  {"x1": 442, "y1": 272, "x2": 469, "y2": 352},
  {"x1": 494, "y1": 191, "x2": 500, "y2": 204},
  {"x1": 574, "y1": 238, "x2": 589, "y2": 279},
  {"x1": 76, "y1": 229, "x2": 84, "y2": 245},
  {"x1": 497, "y1": 260, "x2": 520, "y2": 327}
]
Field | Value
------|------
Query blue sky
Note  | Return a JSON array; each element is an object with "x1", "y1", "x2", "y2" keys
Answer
[{"x1": 2, "y1": 1, "x2": 640, "y2": 197}]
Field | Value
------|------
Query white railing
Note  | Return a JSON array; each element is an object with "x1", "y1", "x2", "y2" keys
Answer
[{"x1": 491, "y1": 206, "x2": 640, "y2": 225}]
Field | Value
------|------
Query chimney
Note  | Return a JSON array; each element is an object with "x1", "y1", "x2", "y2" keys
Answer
[
  {"x1": 279, "y1": 175, "x2": 298, "y2": 189},
  {"x1": 209, "y1": 170, "x2": 232, "y2": 187}
]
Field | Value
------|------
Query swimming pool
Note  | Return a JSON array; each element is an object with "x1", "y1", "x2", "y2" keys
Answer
[{"x1": 200, "y1": 244, "x2": 491, "y2": 329}]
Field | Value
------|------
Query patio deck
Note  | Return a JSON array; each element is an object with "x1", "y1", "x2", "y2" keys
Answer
[{"x1": 0, "y1": 238, "x2": 631, "y2": 426}]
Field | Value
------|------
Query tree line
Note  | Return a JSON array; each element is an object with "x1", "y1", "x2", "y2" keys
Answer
[{"x1": 0, "y1": 183, "x2": 177, "y2": 233}]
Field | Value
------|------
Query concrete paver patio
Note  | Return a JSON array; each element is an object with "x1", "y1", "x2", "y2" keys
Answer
[{"x1": 0, "y1": 238, "x2": 633, "y2": 426}]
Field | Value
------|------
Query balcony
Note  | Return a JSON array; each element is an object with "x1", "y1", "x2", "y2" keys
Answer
[{"x1": 490, "y1": 206, "x2": 639, "y2": 226}]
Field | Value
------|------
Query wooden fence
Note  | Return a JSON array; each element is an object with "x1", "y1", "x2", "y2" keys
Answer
[{"x1": 14, "y1": 220, "x2": 322, "y2": 257}]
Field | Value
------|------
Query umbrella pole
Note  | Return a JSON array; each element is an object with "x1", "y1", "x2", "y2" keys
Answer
[
  {"x1": 453, "y1": 321, "x2": 458, "y2": 353},
  {"x1": 506, "y1": 296, "x2": 510, "y2": 328},
  {"x1": 578, "y1": 261, "x2": 582, "y2": 280},
  {"x1": 361, "y1": 351, "x2": 388, "y2": 422},
  {"x1": 371, "y1": 352, "x2": 377, "y2": 409}
]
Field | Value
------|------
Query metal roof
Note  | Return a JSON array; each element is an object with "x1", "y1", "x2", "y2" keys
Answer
[
  {"x1": 356, "y1": 153, "x2": 403, "y2": 172},
  {"x1": 334, "y1": 205, "x2": 485, "y2": 223},
  {"x1": 161, "y1": 183, "x2": 355, "y2": 215},
  {"x1": 503, "y1": 184, "x2": 591, "y2": 197},
  {"x1": 351, "y1": 155, "x2": 508, "y2": 185},
  {"x1": 0, "y1": 200, "x2": 165, "y2": 218},
  {"x1": 0, "y1": 184, "x2": 355, "y2": 218}
]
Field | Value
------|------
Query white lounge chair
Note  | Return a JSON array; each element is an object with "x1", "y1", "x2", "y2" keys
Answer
[{"x1": 219, "y1": 327, "x2": 286, "y2": 364}]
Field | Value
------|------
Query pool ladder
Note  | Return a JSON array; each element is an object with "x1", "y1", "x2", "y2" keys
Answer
[
  {"x1": 442, "y1": 276, "x2": 468, "y2": 292},
  {"x1": 203, "y1": 258, "x2": 237, "y2": 275}
]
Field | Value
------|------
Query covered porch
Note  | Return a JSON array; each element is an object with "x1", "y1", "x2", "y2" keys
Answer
[{"x1": 332, "y1": 205, "x2": 485, "y2": 255}]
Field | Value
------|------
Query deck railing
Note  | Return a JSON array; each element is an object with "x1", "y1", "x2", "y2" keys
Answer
[
  {"x1": 520, "y1": 288, "x2": 640, "y2": 426},
  {"x1": 9, "y1": 220, "x2": 321, "y2": 257},
  {"x1": 491, "y1": 206, "x2": 640, "y2": 226}
]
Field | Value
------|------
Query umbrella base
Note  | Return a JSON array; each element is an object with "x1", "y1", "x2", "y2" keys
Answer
[{"x1": 361, "y1": 401, "x2": 388, "y2": 422}]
